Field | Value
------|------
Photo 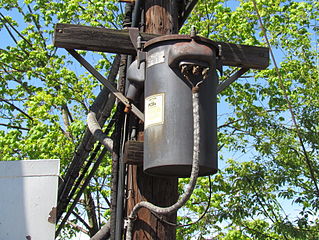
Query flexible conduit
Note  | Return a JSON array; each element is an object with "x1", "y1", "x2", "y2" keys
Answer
[
  {"x1": 87, "y1": 111, "x2": 113, "y2": 151},
  {"x1": 125, "y1": 87, "x2": 201, "y2": 239}
]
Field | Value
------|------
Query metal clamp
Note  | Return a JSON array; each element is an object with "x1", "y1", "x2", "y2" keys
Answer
[
  {"x1": 128, "y1": 28, "x2": 146, "y2": 68},
  {"x1": 216, "y1": 44, "x2": 223, "y2": 77}
]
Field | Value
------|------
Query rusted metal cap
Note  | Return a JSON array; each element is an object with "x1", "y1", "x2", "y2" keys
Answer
[
  {"x1": 144, "y1": 34, "x2": 219, "y2": 52},
  {"x1": 144, "y1": 34, "x2": 219, "y2": 69}
]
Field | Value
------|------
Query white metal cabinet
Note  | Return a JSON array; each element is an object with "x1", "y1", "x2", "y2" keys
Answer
[{"x1": 0, "y1": 159, "x2": 59, "y2": 240}]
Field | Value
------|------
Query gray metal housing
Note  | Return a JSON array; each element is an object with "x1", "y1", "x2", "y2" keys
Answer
[{"x1": 143, "y1": 36, "x2": 218, "y2": 177}]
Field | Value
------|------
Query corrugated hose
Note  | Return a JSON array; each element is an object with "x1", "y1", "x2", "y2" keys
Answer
[{"x1": 125, "y1": 83, "x2": 201, "y2": 240}]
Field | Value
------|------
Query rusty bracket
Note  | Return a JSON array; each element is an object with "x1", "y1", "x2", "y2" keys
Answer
[
  {"x1": 137, "y1": 37, "x2": 146, "y2": 68},
  {"x1": 128, "y1": 27, "x2": 140, "y2": 50},
  {"x1": 128, "y1": 27, "x2": 146, "y2": 68},
  {"x1": 67, "y1": 49, "x2": 145, "y2": 121},
  {"x1": 216, "y1": 67, "x2": 249, "y2": 94}
]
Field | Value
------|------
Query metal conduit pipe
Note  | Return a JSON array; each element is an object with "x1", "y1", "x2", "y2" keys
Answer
[
  {"x1": 125, "y1": 0, "x2": 143, "y2": 97},
  {"x1": 125, "y1": 87, "x2": 201, "y2": 240},
  {"x1": 114, "y1": 1, "x2": 144, "y2": 240},
  {"x1": 131, "y1": 0, "x2": 143, "y2": 28},
  {"x1": 112, "y1": 57, "x2": 128, "y2": 240}
]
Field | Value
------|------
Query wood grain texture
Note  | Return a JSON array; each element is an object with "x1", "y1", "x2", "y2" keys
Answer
[
  {"x1": 54, "y1": 23, "x2": 157, "y2": 55},
  {"x1": 123, "y1": 141, "x2": 143, "y2": 165},
  {"x1": 126, "y1": 1, "x2": 179, "y2": 239},
  {"x1": 53, "y1": 23, "x2": 269, "y2": 69}
]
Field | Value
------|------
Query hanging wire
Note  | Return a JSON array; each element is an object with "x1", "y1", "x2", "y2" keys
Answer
[
  {"x1": 114, "y1": 113, "x2": 128, "y2": 239},
  {"x1": 152, "y1": 175, "x2": 213, "y2": 228},
  {"x1": 56, "y1": 147, "x2": 109, "y2": 237},
  {"x1": 125, "y1": 80, "x2": 203, "y2": 240}
]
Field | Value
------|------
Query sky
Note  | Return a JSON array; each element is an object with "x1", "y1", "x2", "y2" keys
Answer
[
  {"x1": 1, "y1": 0, "x2": 318, "y2": 239},
  {"x1": 0, "y1": 1, "x2": 272, "y2": 239}
]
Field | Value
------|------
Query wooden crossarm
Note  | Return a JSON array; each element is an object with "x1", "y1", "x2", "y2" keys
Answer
[{"x1": 54, "y1": 23, "x2": 269, "y2": 70}]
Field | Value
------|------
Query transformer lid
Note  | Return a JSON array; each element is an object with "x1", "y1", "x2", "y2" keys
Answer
[{"x1": 144, "y1": 34, "x2": 219, "y2": 52}]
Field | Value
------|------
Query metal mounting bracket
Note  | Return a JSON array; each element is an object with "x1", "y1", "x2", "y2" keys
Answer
[
  {"x1": 216, "y1": 44, "x2": 223, "y2": 77},
  {"x1": 67, "y1": 49, "x2": 144, "y2": 122},
  {"x1": 128, "y1": 27, "x2": 140, "y2": 51},
  {"x1": 217, "y1": 68, "x2": 249, "y2": 94},
  {"x1": 128, "y1": 27, "x2": 146, "y2": 68}
]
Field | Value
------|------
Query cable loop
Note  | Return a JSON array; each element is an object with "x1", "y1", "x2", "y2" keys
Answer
[
  {"x1": 192, "y1": 80, "x2": 203, "y2": 93},
  {"x1": 125, "y1": 74, "x2": 202, "y2": 240},
  {"x1": 128, "y1": 214, "x2": 137, "y2": 221}
]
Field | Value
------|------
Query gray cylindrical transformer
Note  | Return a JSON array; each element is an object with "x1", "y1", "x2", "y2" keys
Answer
[{"x1": 143, "y1": 35, "x2": 218, "y2": 177}]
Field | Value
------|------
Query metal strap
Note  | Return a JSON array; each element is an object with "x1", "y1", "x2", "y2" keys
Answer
[
  {"x1": 216, "y1": 68, "x2": 249, "y2": 94},
  {"x1": 67, "y1": 49, "x2": 144, "y2": 122},
  {"x1": 128, "y1": 27, "x2": 140, "y2": 50}
]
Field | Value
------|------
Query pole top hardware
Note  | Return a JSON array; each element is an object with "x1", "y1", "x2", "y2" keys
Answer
[
  {"x1": 128, "y1": 27, "x2": 146, "y2": 68},
  {"x1": 143, "y1": 34, "x2": 221, "y2": 57},
  {"x1": 53, "y1": 23, "x2": 269, "y2": 70},
  {"x1": 143, "y1": 33, "x2": 224, "y2": 76},
  {"x1": 190, "y1": 25, "x2": 197, "y2": 38}
]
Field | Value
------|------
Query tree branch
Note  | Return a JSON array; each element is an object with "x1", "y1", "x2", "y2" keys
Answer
[
  {"x1": 0, "y1": 123, "x2": 29, "y2": 131},
  {"x1": 0, "y1": 16, "x2": 18, "y2": 45},
  {"x1": 67, "y1": 220, "x2": 90, "y2": 235},
  {"x1": 0, "y1": 98, "x2": 33, "y2": 121},
  {"x1": 2, "y1": 67, "x2": 33, "y2": 95},
  {"x1": 72, "y1": 210, "x2": 92, "y2": 232},
  {"x1": 84, "y1": 190, "x2": 99, "y2": 236},
  {"x1": 26, "y1": 5, "x2": 47, "y2": 49},
  {"x1": 0, "y1": 12, "x2": 33, "y2": 47}
]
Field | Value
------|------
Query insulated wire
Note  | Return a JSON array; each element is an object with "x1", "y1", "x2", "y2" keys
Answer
[
  {"x1": 56, "y1": 147, "x2": 109, "y2": 236},
  {"x1": 152, "y1": 175, "x2": 212, "y2": 228},
  {"x1": 56, "y1": 113, "x2": 116, "y2": 233},
  {"x1": 115, "y1": 113, "x2": 128, "y2": 240},
  {"x1": 125, "y1": 87, "x2": 201, "y2": 240},
  {"x1": 87, "y1": 111, "x2": 113, "y2": 150}
]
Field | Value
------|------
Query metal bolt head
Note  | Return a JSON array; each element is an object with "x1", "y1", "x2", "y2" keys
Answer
[
  {"x1": 192, "y1": 65, "x2": 202, "y2": 75},
  {"x1": 190, "y1": 26, "x2": 197, "y2": 38}
]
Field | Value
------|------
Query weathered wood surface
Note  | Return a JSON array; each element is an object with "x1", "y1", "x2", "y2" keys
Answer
[
  {"x1": 126, "y1": 2, "x2": 179, "y2": 240},
  {"x1": 54, "y1": 23, "x2": 157, "y2": 55},
  {"x1": 54, "y1": 23, "x2": 269, "y2": 69},
  {"x1": 218, "y1": 41, "x2": 269, "y2": 69},
  {"x1": 123, "y1": 140, "x2": 143, "y2": 165}
]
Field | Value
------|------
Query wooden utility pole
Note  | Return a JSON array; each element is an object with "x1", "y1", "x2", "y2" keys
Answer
[
  {"x1": 125, "y1": 1, "x2": 179, "y2": 239},
  {"x1": 53, "y1": 1, "x2": 269, "y2": 237}
]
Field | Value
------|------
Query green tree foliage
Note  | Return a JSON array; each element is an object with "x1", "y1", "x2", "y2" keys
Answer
[
  {"x1": 178, "y1": 0, "x2": 319, "y2": 239},
  {"x1": 1, "y1": 0, "x2": 319, "y2": 239},
  {"x1": 0, "y1": 0, "x2": 121, "y2": 238},
  {"x1": 0, "y1": 0, "x2": 122, "y2": 162}
]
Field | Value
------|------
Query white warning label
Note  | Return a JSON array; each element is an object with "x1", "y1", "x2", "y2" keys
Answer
[{"x1": 145, "y1": 93, "x2": 164, "y2": 128}]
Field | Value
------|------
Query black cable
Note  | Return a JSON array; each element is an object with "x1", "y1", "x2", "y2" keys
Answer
[
  {"x1": 63, "y1": 115, "x2": 116, "y2": 211},
  {"x1": 55, "y1": 112, "x2": 116, "y2": 236},
  {"x1": 56, "y1": 147, "x2": 109, "y2": 237},
  {"x1": 252, "y1": 0, "x2": 319, "y2": 198}
]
